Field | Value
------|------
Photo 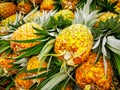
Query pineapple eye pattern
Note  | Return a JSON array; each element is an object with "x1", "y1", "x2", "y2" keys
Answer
[{"x1": 0, "y1": 0, "x2": 120, "y2": 90}]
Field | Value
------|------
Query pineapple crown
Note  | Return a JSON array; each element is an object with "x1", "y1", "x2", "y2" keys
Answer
[{"x1": 73, "y1": 0, "x2": 100, "y2": 28}]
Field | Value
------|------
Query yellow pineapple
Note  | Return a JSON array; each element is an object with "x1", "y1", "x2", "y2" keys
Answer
[
  {"x1": 95, "y1": 12, "x2": 117, "y2": 27},
  {"x1": 98, "y1": 12, "x2": 117, "y2": 22},
  {"x1": 0, "y1": 14, "x2": 16, "y2": 34},
  {"x1": 75, "y1": 52, "x2": 113, "y2": 90},
  {"x1": 27, "y1": 56, "x2": 47, "y2": 70},
  {"x1": 0, "y1": 53, "x2": 17, "y2": 75},
  {"x1": 40, "y1": 0, "x2": 55, "y2": 12},
  {"x1": 0, "y1": 2, "x2": 17, "y2": 18},
  {"x1": 10, "y1": 22, "x2": 42, "y2": 53},
  {"x1": 54, "y1": 24, "x2": 93, "y2": 66},
  {"x1": 27, "y1": 56, "x2": 47, "y2": 83},
  {"x1": 54, "y1": 9, "x2": 74, "y2": 21}
]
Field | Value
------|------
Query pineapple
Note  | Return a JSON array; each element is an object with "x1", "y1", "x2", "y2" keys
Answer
[
  {"x1": 0, "y1": 2, "x2": 17, "y2": 18},
  {"x1": 98, "y1": 12, "x2": 117, "y2": 22},
  {"x1": 17, "y1": 1, "x2": 32, "y2": 15},
  {"x1": 54, "y1": 0, "x2": 98, "y2": 66},
  {"x1": 62, "y1": 0, "x2": 78, "y2": 11},
  {"x1": 10, "y1": 22, "x2": 42, "y2": 53},
  {"x1": 0, "y1": 14, "x2": 16, "y2": 34},
  {"x1": 75, "y1": 52, "x2": 113, "y2": 90},
  {"x1": 27, "y1": 56, "x2": 47, "y2": 71},
  {"x1": 15, "y1": 72, "x2": 34, "y2": 90},
  {"x1": 95, "y1": 12, "x2": 117, "y2": 27},
  {"x1": 54, "y1": 24, "x2": 93, "y2": 66},
  {"x1": 54, "y1": 9, "x2": 74, "y2": 21},
  {"x1": 27, "y1": 56, "x2": 47, "y2": 83},
  {"x1": 0, "y1": 53, "x2": 17, "y2": 75},
  {"x1": 14, "y1": 56, "x2": 47, "y2": 90},
  {"x1": 40, "y1": 0, "x2": 55, "y2": 12}
]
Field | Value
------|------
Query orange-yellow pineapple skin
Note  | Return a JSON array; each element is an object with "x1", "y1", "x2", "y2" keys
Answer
[
  {"x1": 0, "y1": 14, "x2": 16, "y2": 34},
  {"x1": 75, "y1": 52, "x2": 113, "y2": 90},
  {"x1": 62, "y1": 0, "x2": 78, "y2": 10},
  {"x1": 40, "y1": 0, "x2": 55, "y2": 12},
  {"x1": 54, "y1": 24, "x2": 93, "y2": 66},
  {"x1": 27, "y1": 56, "x2": 47, "y2": 70},
  {"x1": 98, "y1": 12, "x2": 117, "y2": 22},
  {"x1": 0, "y1": 53, "x2": 17, "y2": 74},
  {"x1": 10, "y1": 22, "x2": 42, "y2": 53},
  {"x1": 54, "y1": 9, "x2": 74, "y2": 21},
  {"x1": 15, "y1": 72, "x2": 33, "y2": 90},
  {"x1": 95, "y1": 12, "x2": 117, "y2": 27},
  {"x1": 27, "y1": 56, "x2": 47, "y2": 83},
  {"x1": 0, "y1": 2, "x2": 17, "y2": 18},
  {"x1": 17, "y1": 2, "x2": 32, "y2": 14}
]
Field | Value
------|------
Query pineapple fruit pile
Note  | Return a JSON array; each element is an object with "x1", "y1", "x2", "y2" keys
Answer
[{"x1": 0, "y1": 0, "x2": 120, "y2": 90}]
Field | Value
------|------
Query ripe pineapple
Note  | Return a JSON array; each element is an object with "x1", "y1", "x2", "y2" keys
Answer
[
  {"x1": 54, "y1": 9, "x2": 74, "y2": 21},
  {"x1": 75, "y1": 52, "x2": 113, "y2": 90},
  {"x1": 17, "y1": 1, "x2": 32, "y2": 14},
  {"x1": 0, "y1": 2, "x2": 17, "y2": 18},
  {"x1": 15, "y1": 72, "x2": 34, "y2": 90},
  {"x1": 0, "y1": 14, "x2": 16, "y2": 34},
  {"x1": 27, "y1": 56, "x2": 47, "y2": 83},
  {"x1": 10, "y1": 22, "x2": 42, "y2": 53},
  {"x1": 27, "y1": 56, "x2": 47, "y2": 71},
  {"x1": 40, "y1": 0, "x2": 55, "y2": 12},
  {"x1": 62, "y1": 0, "x2": 78, "y2": 10},
  {"x1": 54, "y1": 24, "x2": 93, "y2": 66},
  {"x1": 95, "y1": 12, "x2": 117, "y2": 27},
  {"x1": 0, "y1": 53, "x2": 17, "y2": 75},
  {"x1": 14, "y1": 56, "x2": 47, "y2": 90}
]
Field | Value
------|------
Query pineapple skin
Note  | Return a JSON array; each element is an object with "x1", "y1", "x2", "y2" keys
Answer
[
  {"x1": 0, "y1": 14, "x2": 16, "y2": 26},
  {"x1": 40, "y1": 0, "x2": 55, "y2": 12},
  {"x1": 10, "y1": 22, "x2": 42, "y2": 53},
  {"x1": 27, "y1": 56, "x2": 47, "y2": 70},
  {"x1": 62, "y1": 0, "x2": 78, "y2": 10},
  {"x1": 54, "y1": 24, "x2": 93, "y2": 66},
  {"x1": 95, "y1": 12, "x2": 117, "y2": 27},
  {"x1": 98, "y1": 12, "x2": 117, "y2": 22},
  {"x1": 0, "y1": 53, "x2": 17, "y2": 75},
  {"x1": 15, "y1": 72, "x2": 34, "y2": 90},
  {"x1": 75, "y1": 52, "x2": 113, "y2": 90},
  {"x1": 17, "y1": 2, "x2": 32, "y2": 15},
  {"x1": 27, "y1": 56, "x2": 47, "y2": 83},
  {"x1": 15, "y1": 56, "x2": 47, "y2": 90},
  {"x1": 54, "y1": 9, "x2": 74, "y2": 21},
  {"x1": 0, "y1": 2, "x2": 17, "y2": 18},
  {"x1": 0, "y1": 14, "x2": 16, "y2": 34}
]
